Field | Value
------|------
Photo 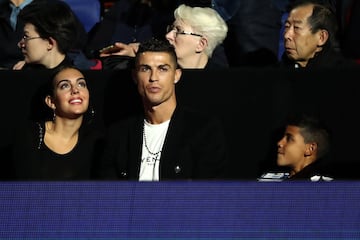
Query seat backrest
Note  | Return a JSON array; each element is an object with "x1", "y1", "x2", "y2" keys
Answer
[{"x1": 62, "y1": 0, "x2": 101, "y2": 32}]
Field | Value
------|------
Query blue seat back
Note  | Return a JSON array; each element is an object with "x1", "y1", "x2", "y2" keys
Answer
[{"x1": 62, "y1": 0, "x2": 101, "y2": 32}]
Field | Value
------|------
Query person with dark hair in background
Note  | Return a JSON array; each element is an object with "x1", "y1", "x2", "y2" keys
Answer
[
  {"x1": 13, "y1": 0, "x2": 95, "y2": 71},
  {"x1": 279, "y1": 0, "x2": 357, "y2": 69},
  {"x1": 258, "y1": 113, "x2": 333, "y2": 181},
  {"x1": 98, "y1": 38, "x2": 228, "y2": 180},
  {"x1": 0, "y1": 0, "x2": 40, "y2": 70},
  {"x1": 12, "y1": 66, "x2": 104, "y2": 180}
]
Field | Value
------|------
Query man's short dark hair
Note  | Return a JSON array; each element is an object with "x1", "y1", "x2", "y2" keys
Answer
[
  {"x1": 135, "y1": 38, "x2": 178, "y2": 68},
  {"x1": 287, "y1": 0, "x2": 339, "y2": 47}
]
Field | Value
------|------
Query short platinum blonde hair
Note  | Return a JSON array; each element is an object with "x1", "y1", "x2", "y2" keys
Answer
[{"x1": 174, "y1": 4, "x2": 228, "y2": 57}]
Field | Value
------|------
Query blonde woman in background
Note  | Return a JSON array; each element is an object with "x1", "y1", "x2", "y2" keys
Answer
[{"x1": 99, "y1": 4, "x2": 228, "y2": 69}]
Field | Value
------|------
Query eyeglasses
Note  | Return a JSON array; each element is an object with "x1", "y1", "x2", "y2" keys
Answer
[
  {"x1": 20, "y1": 35, "x2": 43, "y2": 42},
  {"x1": 18, "y1": 35, "x2": 43, "y2": 48},
  {"x1": 166, "y1": 25, "x2": 203, "y2": 38}
]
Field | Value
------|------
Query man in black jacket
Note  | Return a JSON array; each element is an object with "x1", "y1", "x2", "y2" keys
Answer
[
  {"x1": 99, "y1": 38, "x2": 228, "y2": 181},
  {"x1": 280, "y1": 0, "x2": 357, "y2": 69}
]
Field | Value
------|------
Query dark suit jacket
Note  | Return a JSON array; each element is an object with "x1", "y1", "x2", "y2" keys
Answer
[
  {"x1": 99, "y1": 105, "x2": 228, "y2": 180},
  {"x1": 278, "y1": 43, "x2": 358, "y2": 69}
]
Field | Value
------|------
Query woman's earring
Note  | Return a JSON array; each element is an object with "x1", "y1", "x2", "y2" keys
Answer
[
  {"x1": 90, "y1": 106, "x2": 95, "y2": 118},
  {"x1": 52, "y1": 109, "x2": 56, "y2": 122}
]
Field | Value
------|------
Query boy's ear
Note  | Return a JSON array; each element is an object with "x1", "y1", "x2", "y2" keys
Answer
[{"x1": 305, "y1": 142, "x2": 317, "y2": 156}]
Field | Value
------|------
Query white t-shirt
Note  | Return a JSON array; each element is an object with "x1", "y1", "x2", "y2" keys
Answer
[{"x1": 139, "y1": 120, "x2": 170, "y2": 181}]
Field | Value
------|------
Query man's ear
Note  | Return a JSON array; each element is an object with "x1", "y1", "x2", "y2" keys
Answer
[
  {"x1": 317, "y1": 29, "x2": 329, "y2": 47},
  {"x1": 174, "y1": 68, "x2": 182, "y2": 84}
]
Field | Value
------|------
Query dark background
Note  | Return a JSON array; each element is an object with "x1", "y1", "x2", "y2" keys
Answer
[{"x1": 1, "y1": 67, "x2": 360, "y2": 179}]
